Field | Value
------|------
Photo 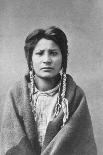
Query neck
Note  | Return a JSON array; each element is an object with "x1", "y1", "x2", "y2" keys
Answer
[{"x1": 34, "y1": 74, "x2": 61, "y2": 91}]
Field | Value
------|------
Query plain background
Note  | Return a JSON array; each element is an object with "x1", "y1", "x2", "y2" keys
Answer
[{"x1": 0, "y1": 0, "x2": 103, "y2": 154}]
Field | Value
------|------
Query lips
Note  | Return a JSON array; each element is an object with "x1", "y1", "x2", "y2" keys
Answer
[{"x1": 41, "y1": 67, "x2": 53, "y2": 70}]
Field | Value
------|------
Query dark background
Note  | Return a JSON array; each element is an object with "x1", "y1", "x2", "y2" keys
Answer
[{"x1": 0, "y1": 0, "x2": 103, "y2": 154}]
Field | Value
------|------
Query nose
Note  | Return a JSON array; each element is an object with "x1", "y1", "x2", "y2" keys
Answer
[{"x1": 43, "y1": 53, "x2": 52, "y2": 64}]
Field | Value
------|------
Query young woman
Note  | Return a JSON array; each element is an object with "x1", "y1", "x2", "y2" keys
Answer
[{"x1": 0, "y1": 26, "x2": 97, "y2": 155}]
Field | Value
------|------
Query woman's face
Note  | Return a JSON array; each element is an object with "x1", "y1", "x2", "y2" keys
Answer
[{"x1": 32, "y1": 38, "x2": 62, "y2": 79}]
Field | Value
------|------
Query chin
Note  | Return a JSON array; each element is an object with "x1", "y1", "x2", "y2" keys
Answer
[
  {"x1": 38, "y1": 73, "x2": 58, "y2": 79},
  {"x1": 42, "y1": 75, "x2": 54, "y2": 79}
]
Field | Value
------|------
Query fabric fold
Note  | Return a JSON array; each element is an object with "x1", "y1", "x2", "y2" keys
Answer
[{"x1": 0, "y1": 74, "x2": 97, "y2": 155}]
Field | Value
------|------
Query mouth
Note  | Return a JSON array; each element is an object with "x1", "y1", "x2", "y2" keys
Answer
[{"x1": 41, "y1": 67, "x2": 54, "y2": 71}]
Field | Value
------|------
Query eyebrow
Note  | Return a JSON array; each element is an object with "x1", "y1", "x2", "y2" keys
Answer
[
  {"x1": 35, "y1": 48, "x2": 59, "y2": 52},
  {"x1": 49, "y1": 48, "x2": 60, "y2": 51}
]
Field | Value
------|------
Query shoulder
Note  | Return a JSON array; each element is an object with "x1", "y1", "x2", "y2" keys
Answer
[
  {"x1": 6, "y1": 75, "x2": 29, "y2": 104},
  {"x1": 66, "y1": 74, "x2": 86, "y2": 98},
  {"x1": 8, "y1": 80, "x2": 24, "y2": 97},
  {"x1": 66, "y1": 74, "x2": 87, "y2": 115},
  {"x1": 3, "y1": 76, "x2": 29, "y2": 116},
  {"x1": 75, "y1": 85, "x2": 86, "y2": 99}
]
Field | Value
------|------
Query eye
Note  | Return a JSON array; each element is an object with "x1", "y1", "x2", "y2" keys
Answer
[
  {"x1": 50, "y1": 50, "x2": 58, "y2": 56},
  {"x1": 35, "y1": 50, "x2": 44, "y2": 56}
]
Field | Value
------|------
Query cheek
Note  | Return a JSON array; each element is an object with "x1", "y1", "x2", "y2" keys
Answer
[
  {"x1": 32, "y1": 55, "x2": 40, "y2": 63},
  {"x1": 57, "y1": 56, "x2": 62, "y2": 65},
  {"x1": 32, "y1": 56, "x2": 40, "y2": 69},
  {"x1": 55, "y1": 57, "x2": 62, "y2": 69}
]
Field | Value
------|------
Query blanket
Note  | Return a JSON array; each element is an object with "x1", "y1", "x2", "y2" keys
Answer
[{"x1": 0, "y1": 74, "x2": 97, "y2": 155}]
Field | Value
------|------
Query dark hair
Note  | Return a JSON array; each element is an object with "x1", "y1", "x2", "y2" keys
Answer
[
  {"x1": 24, "y1": 26, "x2": 68, "y2": 72},
  {"x1": 25, "y1": 27, "x2": 69, "y2": 119}
]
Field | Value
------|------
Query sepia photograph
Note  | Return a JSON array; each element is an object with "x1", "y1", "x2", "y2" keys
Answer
[{"x1": 0, "y1": 0, "x2": 103, "y2": 154}]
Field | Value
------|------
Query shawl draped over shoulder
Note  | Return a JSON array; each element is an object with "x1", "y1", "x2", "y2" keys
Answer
[{"x1": 0, "y1": 74, "x2": 97, "y2": 155}]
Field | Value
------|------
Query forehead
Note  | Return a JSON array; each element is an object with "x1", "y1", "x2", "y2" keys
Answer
[{"x1": 34, "y1": 38, "x2": 60, "y2": 50}]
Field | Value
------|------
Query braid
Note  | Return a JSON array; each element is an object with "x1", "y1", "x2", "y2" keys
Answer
[
  {"x1": 29, "y1": 65, "x2": 37, "y2": 119},
  {"x1": 54, "y1": 68, "x2": 67, "y2": 118},
  {"x1": 61, "y1": 70, "x2": 67, "y2": 101},
  {"x1": 29, "y1": 67, "x2": 68, "y2": 126}
]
